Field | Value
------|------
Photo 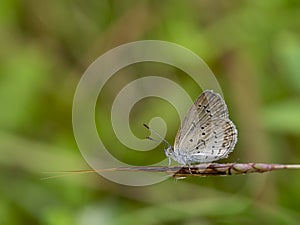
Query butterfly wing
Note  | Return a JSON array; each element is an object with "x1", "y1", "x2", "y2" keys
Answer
[
  {"x1": 177, "y1": 118, "x2": 237, "y2": 163},
  {"x1": 173, "y1": 90, "x2": 237, "y2": 163},
  {"x1": 174, "y1": 90, "x2": 228, "y2": 147}
]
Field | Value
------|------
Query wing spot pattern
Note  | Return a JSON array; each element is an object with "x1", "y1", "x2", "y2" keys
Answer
[{"x1": 170, "y1": 91, "x2": 237, "y2": 164}]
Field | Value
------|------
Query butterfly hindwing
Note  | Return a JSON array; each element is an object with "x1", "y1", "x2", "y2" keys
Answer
[{"x1": 178, "y1": 119, "x2": 237, "y2": 163}]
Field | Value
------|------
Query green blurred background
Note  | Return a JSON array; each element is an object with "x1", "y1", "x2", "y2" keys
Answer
[{"x1": 1, "y1": 1, "x2": 300, "y2": 224}]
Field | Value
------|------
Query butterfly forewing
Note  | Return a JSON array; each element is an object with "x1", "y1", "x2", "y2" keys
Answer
[{"x1": 174, "y1": 90, "x2": 228, "y2": 148}]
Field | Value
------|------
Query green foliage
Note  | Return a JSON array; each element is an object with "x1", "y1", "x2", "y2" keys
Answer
[{"x1": 1, "y1": 0, "x2": 300, "y2": 224}]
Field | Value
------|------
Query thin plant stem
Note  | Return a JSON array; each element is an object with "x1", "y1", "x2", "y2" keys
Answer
[{"x1": 42, "y1": 163, "x2": 300, "y2": 180}]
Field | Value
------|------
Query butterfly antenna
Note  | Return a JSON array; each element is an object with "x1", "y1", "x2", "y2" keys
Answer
[
  {"x1": 146, "y1": 136, "x2": 160, "y2": 143},
  {"x1": 143, "y1": 124, "x2": 171, "y2": 147}
]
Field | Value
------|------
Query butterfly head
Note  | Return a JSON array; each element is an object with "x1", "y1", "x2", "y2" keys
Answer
[
  {"x1": 164, "y1": 145, "x2": 174, "y2": 158},
  {"x1": 164, "y1": 146, "x2": 187, "y2": 165}
]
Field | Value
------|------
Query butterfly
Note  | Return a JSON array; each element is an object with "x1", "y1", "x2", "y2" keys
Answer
[{"x1": 145, "y1": 90, "x2": 238, "y2": 165}]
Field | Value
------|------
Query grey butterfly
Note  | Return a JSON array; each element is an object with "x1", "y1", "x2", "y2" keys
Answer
[{"x1": 145, "y1": 90, "x2": 238, "y2": 165}]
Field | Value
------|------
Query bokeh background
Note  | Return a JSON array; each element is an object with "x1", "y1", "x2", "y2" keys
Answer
[{"x1": 1, "y1": 1, "x2": 300, "y2": 224}]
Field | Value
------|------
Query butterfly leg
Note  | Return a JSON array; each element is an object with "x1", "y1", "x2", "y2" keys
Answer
[{"x1": 187, "y1": 163, "x2": 193, "y2": 175}]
